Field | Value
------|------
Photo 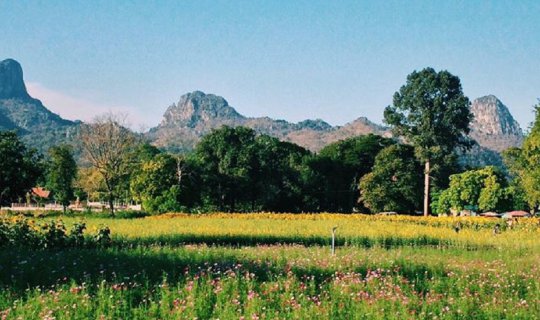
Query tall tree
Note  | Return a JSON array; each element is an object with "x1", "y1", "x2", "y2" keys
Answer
[
  {"x1": 503, "y1": 101, "x2": 540, "y2": 212},
  {"x1": 79, "y1": 113, "x2": 137, "y2": 214},
  {"x1": 46, "y1": 145, "x2": 77, "y2": 214},
  {"x1": 359, "y1": 144, "x2": 422, "y2": 213},
  {"x1": 384, "y1": 68, "x2": 472, "y2": 216},
  {"x1": 436, "y1": 166, "x2": 512, "y2": 214},
  {"x1": 195, "y1": 126, "x2": 257, "y2": 212},
  {"x1": 312, "y1": 135, "x2": 395, "y2": 212},
  {"x1": 130, "y1": 153, "x2": 182, "y2": 213},
  {"x1": 0, "y1": 131, "x2": 42, "y2": 206}
]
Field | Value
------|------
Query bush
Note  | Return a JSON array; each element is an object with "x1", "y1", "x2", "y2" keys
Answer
[{"x1": 0, "y1": 217, "x2": 112, "y2": 249}]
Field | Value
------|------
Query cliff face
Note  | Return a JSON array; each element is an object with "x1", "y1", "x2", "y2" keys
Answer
[
  {"x1": 468, "y1": 95, "x2": 523, "y2": 152},
  {"x1": 148, "y1": 92, "x2": 524, "y2": 168},
  {"x1": 0, "y1": 59, "x2": 78, "y2": 152},
  {"x1": 1, "y1": 58, "x2": 525, "y2": 165},
  {"x1": 0, "y1": 59, "x2": 31, "y2": 100},
  {"x1": 148, "y1": 91, "x2": 388, "y2": 152}
]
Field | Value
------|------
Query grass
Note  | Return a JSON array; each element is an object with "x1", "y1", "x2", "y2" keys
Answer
[{"x1": 0, "y1": 213, "x2": 539, "y2": 319}]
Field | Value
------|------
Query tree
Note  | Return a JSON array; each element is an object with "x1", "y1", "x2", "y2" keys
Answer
[
  {"x1": 435, "y1": 166, "x2": 513, "y2": 214},
  {"x1": 79, "y1": 113, "x2": 137, "y2": 214},
  {"x1": 251, "y1": 135, "x2": 309, "y2": 212},
  {"x1": 130, "y1": 153, "x2": 182, "y2": 213},
  {"x1": 503, "y1": 101, "x2": 540, "y2": 212},
  {"x1": 46, "y1": 145, "x2": 77, "y2": 214},
  {"x1": 313, "y1": 135, "x2": 395, "y2": 212},
  {"x1": 384, "y1": 68, "x2": 472, "y2": 216},
  {"x1": 0, "y1": 131, "x2": 42, "y2": 206},
  {"x1": 359, "y1": 144, "x2": 422, "y2": 213},
  {"x1": 195, "y1": 126, "x2": 258, "y2": 212}
]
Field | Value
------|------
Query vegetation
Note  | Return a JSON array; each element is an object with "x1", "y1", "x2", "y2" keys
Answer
[
  {"x1": 0, "y1": 131, "x2": 42, "y2": 206},
  {"x1": 435, "y1": 166, "x2": 516, "y2": 214},
  {"x1": 504, "y1": 100, "x2": 540, "y2": 213},
  {"x1": 46, "y1": 145, "x2": 77, "y2": 213},
  {"x1": 384, "y1": 68, "x2": 472, "y2": 216},
  {"x1": 0, "y1": 213, "x2": 538, "y2": 319},
  {"x1": 79, "y1": 113, "x2": 137, "y2": 214},
  {"x1": 359, "y1": 144, "x2": 422, "y2": 213}
]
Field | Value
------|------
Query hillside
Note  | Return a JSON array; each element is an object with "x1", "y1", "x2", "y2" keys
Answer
[
  {"x1": 0, "y1": 59, "x2": 79, "y2": 152},
  {"x1": 147, "y1": 91, "x2": 523, "y2": 166},
  {"x1": 147, "y1": 91, "x2": 389, "y2": 152},
  {"x1": 0, "y1": 59, "x2": 525, "y2": 165}
]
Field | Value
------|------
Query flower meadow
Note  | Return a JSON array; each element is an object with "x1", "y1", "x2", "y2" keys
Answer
[{"x1": 0, "y1": 213, "x2": 539, "y2": 319}]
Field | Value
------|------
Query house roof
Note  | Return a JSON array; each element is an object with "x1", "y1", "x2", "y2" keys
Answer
[{"x1": 31, "y1": 187, "x2": 51, "y2": 199}]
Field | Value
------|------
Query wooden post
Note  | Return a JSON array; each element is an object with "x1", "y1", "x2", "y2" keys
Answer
[{"x1": 331, "y1": 226, "x2": 338, "y2": 256}]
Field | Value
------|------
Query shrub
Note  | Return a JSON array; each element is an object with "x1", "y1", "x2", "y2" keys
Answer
[{"x1": 0, "y1": 217, "x2": 111, "y2": 249}]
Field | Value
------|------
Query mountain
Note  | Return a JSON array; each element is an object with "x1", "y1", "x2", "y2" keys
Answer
[
  {"x1": 147, "y1": 91, "x2": 389, "y2": 152},
  {"x1": 0, "y1": 59, "x2": 525, "y2": 165},
  {"x1": 148, "y1": 91, "x2": 524, "y2": 168},
  {"x1": 468, "y1": 95, "x2": 524, "y2": 152},
  {"x1": 0, "y1": 59, "x2": 79, "y2": 153}
]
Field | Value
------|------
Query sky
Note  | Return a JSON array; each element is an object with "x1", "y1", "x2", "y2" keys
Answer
[{"x1": 1, "y1": 1, "x2": 539, "y2": 130}]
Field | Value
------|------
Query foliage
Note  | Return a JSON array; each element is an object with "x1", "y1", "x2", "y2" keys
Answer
[
  {"x1": 195, "y1": 126, "x2": 258, "y2": 212},
  {"x1": 46, "y1": 145, "x2": 77, "y2": 213},
  {"x1": 194, "y1": 126, "x2": 310, "y2": 212},
  {"x1": 76, "y1": 167, "x2": 106, "y2": 202},
  {"x1": 384, "y1": 68, "x2": 472, "y2": 215},
  {"x1": 0, "y1": 131, "x2": 43, "y2": 206},
  {"x1": 359, "y1": 144, "x2": 422, "y2": 213},
  {"x1": 503, "y1": 101, "x2": 540, "y2": 211},
  {"x1": 1, "y1": 214, "x2": 539, "y2": 319},
  {"x1": 0, "y1": 216, "x2": 111, "y2": 249},
  {"x1": 304, "y1": 135, "x2": 395, "y2": 212},
  {"x1": 436, "y1": 166, "x2": 514, "y2": 214},
  {"x1": 79, "y1": 113, "x2": 137, "y2": 214},
  {"x1": 130, "y1": 153, "x2": 182, "y2": 213}
]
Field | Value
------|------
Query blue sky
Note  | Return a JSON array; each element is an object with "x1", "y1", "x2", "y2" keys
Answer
[{"x1": 1, "y1": 1, "x2": 538, "y2": 129}]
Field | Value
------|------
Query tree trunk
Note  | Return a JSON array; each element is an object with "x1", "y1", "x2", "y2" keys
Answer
[
  {"x1": 424, "y1": 160, "x2": 430, "y2": 217},
  {"x1": 108, "y1": 193, "x2": 115, "y2": 216}
]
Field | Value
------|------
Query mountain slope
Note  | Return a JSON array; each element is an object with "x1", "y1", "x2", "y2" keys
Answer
[
  {"x1": 468, "y1": 95, "x2": 523, "y2": 152},
  {"x1": 147, "y1": 91, "x2": 389, "y2": 152},
  {"x1": 0, "y1": 59, "x2": 79, "y2": 152}
]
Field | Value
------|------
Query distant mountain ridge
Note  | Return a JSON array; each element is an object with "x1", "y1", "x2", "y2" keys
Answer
[
  {"x1": 147, "y1": 90, "x2": 523, "y2": 160},
  {"x1": 0, "y1": 59, "x2": 526, "y2": 166},
  {"x1": 0, "y1": 59, "x2": 78, "y2": 152},
  {"x1": 148, "y1": 91, "x2": 389, "y2": 152},
  {"x1": 469, "y1": 95, "x2": 524, "y2": 152}
]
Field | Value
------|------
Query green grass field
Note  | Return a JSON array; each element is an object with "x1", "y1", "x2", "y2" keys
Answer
[{"x1": 1, "y1": 213, "x2": 539, "y2": 319}]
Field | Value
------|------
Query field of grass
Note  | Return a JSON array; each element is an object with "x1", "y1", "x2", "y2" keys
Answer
[{"x1": 1, "y1": 213, "x2": 539, "y2": 319}]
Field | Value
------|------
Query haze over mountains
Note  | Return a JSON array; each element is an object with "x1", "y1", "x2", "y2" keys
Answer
[{"x1": 0, "y1": 58, "x2": 525, "y2": 165}]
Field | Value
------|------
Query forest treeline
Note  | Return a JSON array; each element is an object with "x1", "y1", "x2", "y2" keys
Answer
[{"x1": 1, "y1": 68, "x2": 538, "y2": 215}]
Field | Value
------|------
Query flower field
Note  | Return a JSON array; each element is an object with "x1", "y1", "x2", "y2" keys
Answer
[{"x1": 0, "y1": 213, "x2": 539, "y2": 319}]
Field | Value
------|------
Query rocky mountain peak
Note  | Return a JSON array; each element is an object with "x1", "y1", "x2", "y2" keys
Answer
[
  {"x1": 469, "y1": 95, "x2": 523, "y2": 152},
  {"x1": 470, "y1": 95, "x2": 522, "y2": 136},
  {"x1": 0, "y1": 59, "x2": 30, "y2": 100},
  {"x1": 160, "y1": 91, "x2": 244, "y2": 128}
]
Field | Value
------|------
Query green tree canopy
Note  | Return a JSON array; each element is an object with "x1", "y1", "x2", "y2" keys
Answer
[
  {"x1": 0, "y1": 131, "x2": 42, "y2": 206},
  {"x1": 436, "y1": 166, "x2": 514, "y2": 214},
  {"x1": 503, "y1": 101, "x2": 540, "y2": 212},
  {"x1": 195, "y1": 126, "x2": 258, "y2": 212},
  {"x1": 303, "y1": 135, "x2": 395, "y2": 212},
  {"x1": 384, "y1": 68, "x2": 472, "y2": 215},
  {"x1": 46, "y1": 145, "x2": 77, "y2": 213},
  {"x1": 359, "y1": 144, "x2": 422, "y2": 213},
  {"x1": 130, "y1": 153, "x2": 182, "y2": 213}
]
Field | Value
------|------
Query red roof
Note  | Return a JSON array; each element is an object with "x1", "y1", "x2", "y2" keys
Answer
[
  {"x1": 31, "y1": 187, "x2": 51, "y2": 199},
  {"x1": 505, "y1": 210, "x2": 529, "y2": 217}
]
